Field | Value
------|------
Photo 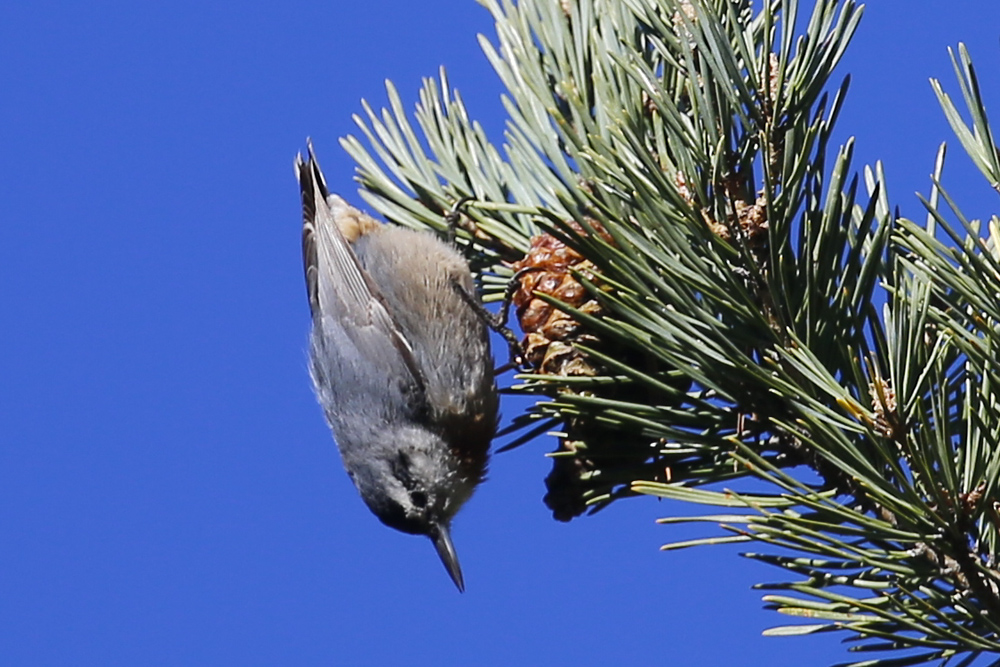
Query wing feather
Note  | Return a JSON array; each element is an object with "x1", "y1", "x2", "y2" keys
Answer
[{"x1": 296, "y1": 141, "x2": 427, "y2": 406}]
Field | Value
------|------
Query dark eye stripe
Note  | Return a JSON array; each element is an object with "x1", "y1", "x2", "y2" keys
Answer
[{"x1": 391, "y1": 452, "x2": 419, "y2": 492}]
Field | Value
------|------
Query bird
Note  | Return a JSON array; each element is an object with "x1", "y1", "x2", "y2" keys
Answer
[{"x1": 296, "y1": 141, "x2": 497, "y2": 592}]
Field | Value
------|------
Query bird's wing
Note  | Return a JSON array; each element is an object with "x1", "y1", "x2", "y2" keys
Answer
[{"x1": 296, "y1": 141, "x2": 427, "y2": 402}]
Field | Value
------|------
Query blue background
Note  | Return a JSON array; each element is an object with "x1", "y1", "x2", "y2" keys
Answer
[{"x1": 2, "y1": 1, "x2": 1000, "y2": 665}]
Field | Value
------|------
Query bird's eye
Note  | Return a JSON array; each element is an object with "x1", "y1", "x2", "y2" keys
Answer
[{"x1": 411, "y1": 491, "x2": 428, "y2": 508}]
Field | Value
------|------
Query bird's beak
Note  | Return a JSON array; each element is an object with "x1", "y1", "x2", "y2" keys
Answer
[{"x1": 431, "y1": 523, "x2": 465, "y2": 593}]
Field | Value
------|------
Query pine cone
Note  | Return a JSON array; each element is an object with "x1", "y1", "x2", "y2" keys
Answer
[
  {"x1": 510, "y1": 220, "x2": 693, "y2": 522},
  {"x1": 542, "y1": 439, "x2": 592, "y2": 522},
  {"x1": 509, "y1": 220, "x2": 618, "y2": 520},
  {"x1": 511, "y1": 220, "x2": 612, "y2": 375}
]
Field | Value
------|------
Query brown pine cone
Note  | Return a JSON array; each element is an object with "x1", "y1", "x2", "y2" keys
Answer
[{"x1": 511, "y1": 220, "x2": 612, "y2": 375}]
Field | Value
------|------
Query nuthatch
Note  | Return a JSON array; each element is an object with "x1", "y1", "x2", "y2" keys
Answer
[{"x1": 296, "y1": 142, "x2": 497, "y2": 592}]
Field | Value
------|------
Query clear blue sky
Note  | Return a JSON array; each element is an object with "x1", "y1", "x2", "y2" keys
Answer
[{"x1": 2, "y1": 1, "x2": 1000, "y2": 665}]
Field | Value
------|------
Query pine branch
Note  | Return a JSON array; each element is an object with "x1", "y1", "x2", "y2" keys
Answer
[{"x1": 336, "y1": 0, "x2": 1000, "y2": 663}]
